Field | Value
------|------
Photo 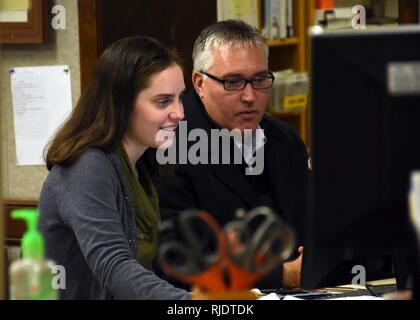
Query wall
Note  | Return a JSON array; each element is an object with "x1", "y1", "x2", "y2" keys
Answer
[
  {"x1": 334, "y1": 0, "x2": 398, "y2": 18},
  {"x1": 0, "y1": 112, "x2": 3, "y2": 299},
  {"x1": 0, "y1": 0, "x2": 80, "y2": 201}
]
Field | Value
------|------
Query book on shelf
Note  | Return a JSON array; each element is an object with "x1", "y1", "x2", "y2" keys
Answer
[
  {"x1": 263, "y1": 0, "x2": 289, "y2": 39},
  {"x1": 286, "y1": 0, "x2": 294, "y2": 37}
]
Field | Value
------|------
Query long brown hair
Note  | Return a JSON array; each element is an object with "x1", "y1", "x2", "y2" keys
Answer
[{"x1": 46, "y1": 36, "x2": 182, "y2": 177}]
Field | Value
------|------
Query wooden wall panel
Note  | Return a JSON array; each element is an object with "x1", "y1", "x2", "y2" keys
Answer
[
  {"x1": 78, "y1": 0, "x2": 217, "y2": 92},
  {"x1": 399, "y1": 0, "x2": 419, "y2": 23},
  {"x1": 1, "y1": 107, "x2": 4, "y2": 300},
  {"x1": 78, "y1": 0, "x2": 100, "y2": 93},
  {"x1": 3, "y1": 200, "x2": 38, "y2": 244}
]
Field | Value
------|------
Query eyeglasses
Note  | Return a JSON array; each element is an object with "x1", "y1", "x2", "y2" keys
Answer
[{"x1": 200, "y1": 71, "x2": 275, "y2": 91}]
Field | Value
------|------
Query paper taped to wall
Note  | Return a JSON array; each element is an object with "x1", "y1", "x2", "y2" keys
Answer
[{"x1": 10, "y1": 65, "x2": 72, "y2": 166}]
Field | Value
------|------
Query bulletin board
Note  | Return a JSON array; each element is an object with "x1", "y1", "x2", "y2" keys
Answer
[{"x1": 1, "y1": 0, "x2": 81, "y2": 205}]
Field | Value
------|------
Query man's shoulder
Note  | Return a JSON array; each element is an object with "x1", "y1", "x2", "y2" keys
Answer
[{"x1": 262, "y1": 114, "x2": 303, "y2": 145}]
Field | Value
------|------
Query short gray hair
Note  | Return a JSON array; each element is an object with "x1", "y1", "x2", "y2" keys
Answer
[{"x1": 192, "y1": 20, "x2": 269, "y2": 72}]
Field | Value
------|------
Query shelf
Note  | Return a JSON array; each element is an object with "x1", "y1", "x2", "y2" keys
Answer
[
  {"x1": 266, "y1": 37, "x2": 299, "y2": 47},
  {"x1": 266, "y1": 110, "x2": 304, "y2": 119}
]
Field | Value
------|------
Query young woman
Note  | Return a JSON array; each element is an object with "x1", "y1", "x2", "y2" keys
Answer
[{"x1": 38, "y1": 36, "x2": 189, "y2": 300}]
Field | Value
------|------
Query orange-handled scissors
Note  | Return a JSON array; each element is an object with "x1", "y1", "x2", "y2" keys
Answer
[
  {"x1": 158, "y1": 207, "x2": 295, "y2": 291},
  {"x1": 158, "y1": 209, "x2": 226, "y2": 291},
  {"x1": 223, "y1": 207, "x2": 296, "y2": 287}
]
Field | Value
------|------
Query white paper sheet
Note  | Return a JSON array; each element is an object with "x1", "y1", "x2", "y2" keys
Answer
[
  {"x1": 257, "y1": 293, "x2": 281, "y2": 300},
  {"x1": 327, "y1": 295, "x2": 384, "y2": 300},
  {"x1": 10, "y1": 65, "x2": 72, "y2": 166}
]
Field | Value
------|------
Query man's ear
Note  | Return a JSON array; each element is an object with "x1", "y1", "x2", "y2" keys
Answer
[{"x1": 192, "y1": 71, "x2": 204, "y2": 95}]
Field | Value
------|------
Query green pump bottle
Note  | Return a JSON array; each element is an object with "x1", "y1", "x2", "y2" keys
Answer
[{"x1": 9, "y1": 209, "x2": 58, "y2": 300}]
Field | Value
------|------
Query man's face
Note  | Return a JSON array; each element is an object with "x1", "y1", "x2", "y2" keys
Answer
[{"x1": 194, "y1": 44, "x2": 270, "y2": 132}]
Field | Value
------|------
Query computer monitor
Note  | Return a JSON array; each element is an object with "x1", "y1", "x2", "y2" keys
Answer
[{"x1": 301, "y1": 26, "x2": 420, "y2": 290}]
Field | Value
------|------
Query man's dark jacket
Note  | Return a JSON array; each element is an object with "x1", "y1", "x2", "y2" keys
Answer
[{"x1": 157, "y1": 90, "x2": 309, "y2": 287}]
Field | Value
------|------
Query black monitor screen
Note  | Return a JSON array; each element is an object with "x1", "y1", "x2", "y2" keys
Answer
[{"x1": 302, "y1": 26, "x2": 420, "y2": 290}]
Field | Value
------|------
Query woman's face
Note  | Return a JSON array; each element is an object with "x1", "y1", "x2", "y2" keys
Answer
[{"x1": 125, "y1": 64, "x2": 185, "y2": 151}]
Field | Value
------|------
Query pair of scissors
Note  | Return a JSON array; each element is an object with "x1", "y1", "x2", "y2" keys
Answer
[
  {"x1": 224, "y1": 206, "x2": 296, "y2": 279},
  {"x1": 158, "y1": 207, "x2": 295, "y2": 291},
  {"x1": 158, "y1": 209, "x2": 228, "y2": 291}
]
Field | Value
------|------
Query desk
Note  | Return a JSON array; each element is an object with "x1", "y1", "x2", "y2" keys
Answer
[
  {"x1": 256, "y1": 278, "x2": 398, "y2": 300},
  {"x1": 324, "y1": 278, "x2": 398, "y2": 299}
]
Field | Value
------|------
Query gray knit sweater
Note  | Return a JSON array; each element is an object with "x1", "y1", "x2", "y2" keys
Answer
[{"x1": 38, "y1": 148, "x2": 189, "y2": 300}]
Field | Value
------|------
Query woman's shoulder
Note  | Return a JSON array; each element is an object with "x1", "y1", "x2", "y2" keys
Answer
[
  {"x1": 51, "y1": 148, "x2": 117, "y2": 182},
  {"x1": 77, "y1": 148, "x2": 111, "y2": 163}
]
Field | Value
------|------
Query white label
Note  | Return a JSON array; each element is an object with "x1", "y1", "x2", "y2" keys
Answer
[{"x1": 387, "y1": 62, "x2": 420, "y2": 96}]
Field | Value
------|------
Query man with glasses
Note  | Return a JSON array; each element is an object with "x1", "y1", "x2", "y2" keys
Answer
[{"x1": 158, "y1": 20, "x2": 309, "y2": 288}]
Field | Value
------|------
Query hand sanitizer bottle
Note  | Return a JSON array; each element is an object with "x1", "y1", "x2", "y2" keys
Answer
[{"x1": 9, "y1": 209, "x2": 58, "y2": 300}]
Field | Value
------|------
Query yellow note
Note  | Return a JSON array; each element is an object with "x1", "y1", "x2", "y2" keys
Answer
[{"x1": 284, "y1": 94, "x2": 308, "y2": 110}]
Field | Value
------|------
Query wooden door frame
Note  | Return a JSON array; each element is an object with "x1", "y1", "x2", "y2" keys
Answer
[{"x1": 78, "y1": 0, "x2": 100, "y2": 92}]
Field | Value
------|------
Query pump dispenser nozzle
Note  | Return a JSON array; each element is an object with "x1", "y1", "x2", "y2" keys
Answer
[{"x1": 11, "y1": 209, "x2": 44, "y2": 260}]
